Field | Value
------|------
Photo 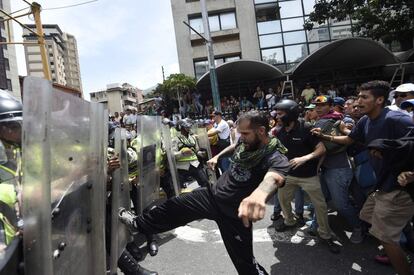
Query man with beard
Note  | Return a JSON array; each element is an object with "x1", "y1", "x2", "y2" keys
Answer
[
  {"x1": 119, "y1": 111, "x2": 290, "y2": 275},
  {"x1": 311, "y1": 80, "x2": 414, "y2": 275}
]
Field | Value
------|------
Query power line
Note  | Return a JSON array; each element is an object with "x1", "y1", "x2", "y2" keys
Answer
[
  {"x1": 21, "y1": 0, "x2": 32, "y2": 6},
  {"x1": 42, "y1": 0, "x2": 98, "y2": 11}
]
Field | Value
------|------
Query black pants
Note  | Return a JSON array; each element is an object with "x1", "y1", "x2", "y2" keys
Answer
[
  {"x1": 178, "y1": 165, "x2": 210, "y2": 187},
  {"x1": 135, "y1": 188, "x2": 268, "y2": 275}
]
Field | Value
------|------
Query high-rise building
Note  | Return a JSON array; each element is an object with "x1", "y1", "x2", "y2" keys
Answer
[
  {"x1": 170, "y1": 0, "x2": 355, "y2": 79},
  {"x1": 22, "y1": 24, "x2": 83, "y2": 93},
  {"x1": 0, "y1": 0, "x2": 21, "y2": 98}
]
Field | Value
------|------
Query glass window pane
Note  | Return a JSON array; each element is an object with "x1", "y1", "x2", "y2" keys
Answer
[
  {"x1": 194, "y1": 60, "x2": 208, "y2": 79},
  {"x1": 189, "y1": 18, "x2": 203, "y2": 34},
  {"x1": 257, "y1": 20, "x2": 281, "y2": 34},
  {"x1": 261, "y1": 48, "x2": 285, "y2": 64},
  {"x1": 259, "y1": 33, "x2": 283, "y2": 48},
  {"x1": 225, "y1": 56, "x2": 241, "y2": 62},
  {"x1": 304, "y1": 16, "x2": 328, "y2": 28},
  {"x1": 220, "y1": 12, "x2": 237, "y2": 30},
  {"x1": 279, "y1": 0, "x2": 303, "y2": 18},
  {"x1": 215, "y1": 58, "x2": 225, "y2": 66},
  {"x1": 330, "y1": 25, "x2": 353, "y2": 40},
  {"x1": 284, "y1": 44, "x2": 308, "y2": 63},
  {"x1": 283, "y1": 30, "x2": 306, "y2": 45},
  {"x1": 281, "y1": 17, "x2": 304, "y2": 32},
  {"x1": 308, "y1": 41, "x2": 329, "y2": 53},
  {"x1": 303, "y1": 0, "x2": 315, "y2": 15},
  {"x1": 209, "y1": 15, "x2": 220, "y2": 32},
  {"x1": 255, "y1": 3, "x2": 281, "y2": 22},
  {"x1": 306, "y1": 27, "x2": 329, "y2": 42}
]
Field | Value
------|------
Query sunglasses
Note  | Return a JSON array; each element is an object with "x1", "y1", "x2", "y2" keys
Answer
[{"x1": 393, "y1": 93, "x2": 407, "y2": 99}]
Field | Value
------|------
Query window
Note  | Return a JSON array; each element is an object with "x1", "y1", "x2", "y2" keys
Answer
[
  {"x1": 284, "y1": 44, "x2": 308, "y2": 63},
  {"x1": 283, "y1": 30, "x2": 306, "y2": 45},
  {"x1": 306, "y1": 28, "x2": 329, "y2": 42},
  {"x1": 257, "y1": 20, "x2": 281, "y2": 35},
  {"x1": 259, "y1": 33, "x2": 283, "y2": 48},
  {"x1": 255, "y1": 3, "x2": 280, "y2": 22},
  {"x1": 308, "y1": 41, "x2": 329, "y2": 53},
  {"x1": 189, "y1": 11, "x2": 237, "y2": 34},
  {"x1": 261, "y1": 48, "x2": 284, "y2": 64},
  {"x1": 303, "y1": 0, "x2": 316, "y2": 15},
  {"x1": 6, "y1": 79, "x2": 12, "y2": 91},
  {"x1": 279, "y1": 0, "x2": 303, "y2": 18},
  {"x1": 194, "y1": 55, "x2": 240, "y2": 79},
  {"x1": 220, "y1": 12, "x2": 237, "y2": 30},
  {"x1": 3, "y1": 58, "x2": 9, "y2": 71},
  {"x1": 281, "y1": 17, "x2": 304, "y2": 31}
]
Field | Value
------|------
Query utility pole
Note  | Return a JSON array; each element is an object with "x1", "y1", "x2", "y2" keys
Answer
[
  {"x1": 162, "y1": 66, "x2": 165, "y2": 82},
  {"x1": 31, "y1": 2, "x2": 51, "y2": 81},
  {"x1": 0, "y1": 1, "x2": 51, "y2": 81},
  {"x1": 200, "y1": 0, "x2": 221, "y2": 112}
]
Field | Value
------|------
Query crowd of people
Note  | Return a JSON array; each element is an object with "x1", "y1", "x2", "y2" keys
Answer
[{"x1": 115, "y1": 80, "x2": 414, "y2": 275}]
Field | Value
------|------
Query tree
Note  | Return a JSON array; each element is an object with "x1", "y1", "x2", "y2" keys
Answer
[
  {"x1": 162, "y1": 73, "x2": 197, "y2": 97},
  {"x1": 304, "y1": 0, "x2": 414, "y2": 50}
]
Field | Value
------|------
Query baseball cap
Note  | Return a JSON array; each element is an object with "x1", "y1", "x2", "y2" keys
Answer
[
  {"x1": 333, "y1": 97, "x2": 345, "y2": 108},
  {"x1": 395, "y1": 83, "x2": 414, "y2": 93},
  {"x1": 312, "y1": 95, "x2": 333, "y2": 105},
  {"x1": 400, "y1": 99, "x2": 414, "y2": 110},
  {"x1": 304, "y1": 104, "x2": 316, "y2": 109}
]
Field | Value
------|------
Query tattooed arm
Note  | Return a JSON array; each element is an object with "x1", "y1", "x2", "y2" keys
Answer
[{"x1": 238, "y1": 171, "x2": 285, "y2": 227}]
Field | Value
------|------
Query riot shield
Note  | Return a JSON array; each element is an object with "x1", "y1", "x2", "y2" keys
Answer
[
  {"x1": 135, "y1": 116, "x2": 161, "y2": 214},
  {"x1": 109, "y1": 128, "x2": 132, "y2": 274},
  {"x1": 161, "y1": 124, "x2": 180, "y2": 196},
  {"x1": 22, "y1": 77, "x2": 107, "y2": 275},
  {"x1": 193, "y1": 126, "x2": 217, "y2": 184}
]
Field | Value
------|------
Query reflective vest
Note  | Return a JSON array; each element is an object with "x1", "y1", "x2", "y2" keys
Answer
[
  {"x1": 176, "y1": 134, "x2": 198, "y2": 162},
  {"x1": 0, "y1": 175, "x2": 18, "y2": 246}
]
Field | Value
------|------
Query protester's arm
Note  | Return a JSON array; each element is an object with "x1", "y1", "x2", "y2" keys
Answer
[
  {"x1": 238, "y1": 171, "x2": 285, "y2": 227},
  {"x1": 207, "y1": 143, "x2": 236, "y2": 170},
  {"x1": 310, "y1": 128, "x2": 354, "y2": 145},
  {"x1": 208, "y1": 128, "x2": 219, "y2": 136},
  {"x1": 290, "y1": 141, "x2": 326, "y2": 170}
]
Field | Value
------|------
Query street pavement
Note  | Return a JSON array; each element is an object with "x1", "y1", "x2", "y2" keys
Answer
[{"x1": 130, "y1": 187, "x2": 413, "y2": 275}]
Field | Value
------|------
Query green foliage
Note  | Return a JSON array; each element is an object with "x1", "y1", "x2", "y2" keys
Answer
[
  {"x1": 155, "y1": 73, "x2": 196, "y2": 97},
  {"x1": 305, "y1": 0, "x2": 414, "y2": 50}
]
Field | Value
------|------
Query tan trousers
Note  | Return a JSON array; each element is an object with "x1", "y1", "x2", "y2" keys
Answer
[{"x1": 278, "y1": 175, "x2": 332, "y2": 239}]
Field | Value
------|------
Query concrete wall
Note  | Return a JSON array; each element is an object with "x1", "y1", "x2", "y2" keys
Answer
[{"x1": 235, "y1": 0, "x2": 260, "y2": 60}]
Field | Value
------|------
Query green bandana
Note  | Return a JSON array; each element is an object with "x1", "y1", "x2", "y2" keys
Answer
[{"x1": 230, "y1": 137, "x2": 288, "y2": 170}]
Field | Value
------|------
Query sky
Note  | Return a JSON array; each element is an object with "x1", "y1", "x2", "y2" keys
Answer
[{"x1": 11, "y1": 0, "x2": 180, "y2": 99}]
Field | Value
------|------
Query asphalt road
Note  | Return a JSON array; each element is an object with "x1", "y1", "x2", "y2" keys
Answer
[{"x1": 130, "y1": 191, "x2": 413, "y2": 275}]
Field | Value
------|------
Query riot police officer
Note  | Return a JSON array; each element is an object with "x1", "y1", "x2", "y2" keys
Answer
[
  {"x1": 173, "y1": 120, "x2": 209, "y2": 188},
  {"x1": 0, "y1": 90, "x2": 23, "y2": 274}
]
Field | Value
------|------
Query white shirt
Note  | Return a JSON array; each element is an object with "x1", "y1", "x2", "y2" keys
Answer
[{"x1": 215, "y1": 120, "x2": 230, "y2": 140}]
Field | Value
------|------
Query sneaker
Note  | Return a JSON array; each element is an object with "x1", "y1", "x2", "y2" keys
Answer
[
  {"x1": 320, "y1": 238, "x2": 341, "y2": 254},
  {"x1": 119, "y1": 208, "x2": 138, "y2": 230},
  {"x1": 275, "y1": 220, "x2": 296, "y2": 232},
  {"x1": 294, "y1": 214, "x2": 306, "y2": 227},
  {"x1": 349, "y1": 227, "x2": 364, "y2": 244},
  {"x1": 271, "y1": 213, "x2": 283, "y2": 221},
  {"x1": 305, "y1": 227, "x2": 318, "y2": 237}
]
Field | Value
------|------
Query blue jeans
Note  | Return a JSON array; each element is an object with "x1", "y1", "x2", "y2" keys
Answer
[
  {"x1": 219, "y1": 157, "x2": 230, "y2": 173},
  {"x1": 320, "y1": 167, "x2": 361, "y2": 228},
  {"x1": 274, "y1": 188, "x2": 304, "y2": 215}
]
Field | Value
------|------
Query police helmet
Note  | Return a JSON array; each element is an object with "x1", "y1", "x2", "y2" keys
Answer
[
  {"x1": 0, "y1": 90, "x2": 22, "y2": 123},
  {"x1": 274, "y1": 99, "x2": 299, "y2": 123}
]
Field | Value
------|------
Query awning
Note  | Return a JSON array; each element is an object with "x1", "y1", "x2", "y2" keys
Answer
[{"x1": 289, "y1": 38, "x2": 398, "y2": 77}]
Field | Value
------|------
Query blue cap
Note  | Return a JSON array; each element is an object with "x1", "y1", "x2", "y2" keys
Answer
[
  {"x1": 400, "y1": 99, "x2": 414, "y2": 110},
  {"x1": 333, "y1": 97, "x2": 345, "y2": 107}
]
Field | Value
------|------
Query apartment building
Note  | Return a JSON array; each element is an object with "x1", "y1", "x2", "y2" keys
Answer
[{"x1": 23, "y1": 24, "x2": 83, "y2": 93}]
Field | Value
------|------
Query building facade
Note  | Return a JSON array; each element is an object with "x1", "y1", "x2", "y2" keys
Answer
[
  {"x1": 90, "y1": 83, "x2": 143, "y2": 115},
  {"x1": 0, "y1": 0, "x2": 21, "y2": 98},
  {"x1": 22, "y1": 24, "x2": 83, "y2": 93},
  {"x1": 171, "y1": 0, "x2": 355, "y2": 79}
]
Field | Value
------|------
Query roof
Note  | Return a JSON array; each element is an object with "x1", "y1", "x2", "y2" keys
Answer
[{"x1": 289, "y1": 38, "x2": 398, "y2": 77}]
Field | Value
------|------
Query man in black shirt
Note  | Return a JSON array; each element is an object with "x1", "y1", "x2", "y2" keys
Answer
[
  {"x1": 119, "y1": 111, "x2": 290, "y2": 275},
  {"x1": 274, "y1": 99, "x2": 340, "y2": 253}
]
